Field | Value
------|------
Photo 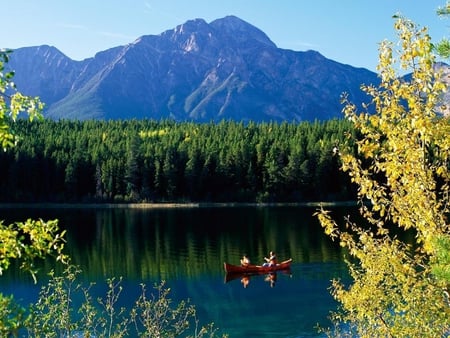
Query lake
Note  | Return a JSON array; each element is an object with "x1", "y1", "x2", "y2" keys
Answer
[{"x1": 0, "y1": 205, "x2": 354, "y2": 337}]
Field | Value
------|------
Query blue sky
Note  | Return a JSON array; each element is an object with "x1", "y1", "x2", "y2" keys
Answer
[{"x1": 3, "y1": 1, "x2": 448, "y2": 71}]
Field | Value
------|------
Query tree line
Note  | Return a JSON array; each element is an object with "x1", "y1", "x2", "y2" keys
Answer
[{"x1": 0, "y1": 118, "x2": 357, "y2": 203}]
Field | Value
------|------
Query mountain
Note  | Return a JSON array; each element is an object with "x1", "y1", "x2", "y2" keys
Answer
[{"x1": 7, "y1": 15, "x2": 380, "y2": 122}]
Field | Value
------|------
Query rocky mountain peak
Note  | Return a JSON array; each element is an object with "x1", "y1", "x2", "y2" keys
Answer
[
  {"x1": 210, "y1": 15, "x2": 276, "y2": 48},
  {"x1": 8, "y1": 15, "x2": 380, "y2": 122},
  {"x1": 172, "y1": 18, "x2": 209, "y2": 36}
]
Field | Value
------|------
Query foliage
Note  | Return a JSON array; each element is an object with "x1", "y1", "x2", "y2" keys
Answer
[
  {"x1": 21, "y1": 264, "x2": 226, "y2": 338},
  {"x1": 0, "y1": 49, "x2": 67, "y2": 280},
  {"x1": 0, "y1": 219, "x2": 67, "y2": 283},
  {"x1": 0, "y1": 119, "x2": 355, "y2": 203},
  {"x1": 0, "y1": 49, "x2": 43, "y2": 150},
  {"x1": 0, "y1": 293, "x2": 26, "y2": 337},
  {"x1": 317, "y1": 15, "x2": 450, "y2": 337},
  {"x1": 130, "y1": 283, "x2": 220, "y2": 338},
  {"x1": 435, "y1": 1, "x2": 450, "y2": 58}
]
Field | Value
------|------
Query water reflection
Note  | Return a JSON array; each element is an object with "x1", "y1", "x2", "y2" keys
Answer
[
  {"x1": 0, "y1": 205, "x2": 348, "y2": 280},
  {"x1": 0, "y1": 205, "x2": 355, "y2": 337},
  {"x1": 225, "y1": 270, "x2": 293, "y2": 289}
]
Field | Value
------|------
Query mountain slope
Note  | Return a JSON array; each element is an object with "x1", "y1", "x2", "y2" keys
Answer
[{"x1": 8, "y1": 15, "x2": 380, "y2": 122}]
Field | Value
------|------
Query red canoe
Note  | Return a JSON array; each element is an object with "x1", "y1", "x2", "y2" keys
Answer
[{"x1": 223, "y1": 258, "x2": 293, "y2": 273}]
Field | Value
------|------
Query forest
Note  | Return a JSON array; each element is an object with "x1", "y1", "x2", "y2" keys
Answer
[{"x1": 0, "y1": 118, "x2": 357, "y2": 203}]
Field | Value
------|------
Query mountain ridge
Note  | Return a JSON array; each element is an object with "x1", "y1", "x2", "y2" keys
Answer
[{"x1": 8, "y1": 15, "x2": 380, "y2": 122}]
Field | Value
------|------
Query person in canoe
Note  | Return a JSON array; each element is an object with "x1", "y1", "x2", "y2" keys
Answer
[
  {"x1": 262, "y1": 251, "x2": 277, "y2": 267},
  {"x1": 240, "y1": 254, "x2": 251, "y2": 267}
]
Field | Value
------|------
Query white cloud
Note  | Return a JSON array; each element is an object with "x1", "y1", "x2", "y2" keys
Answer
[
  {"x1": 56, "y1": 23, "x2": 88, "y2": 31},
  {"x1": 144, "y1": 1, "x2": 153, "y2": 12},
  {"x1": 98, "y1": 31, "x2": 136, "y2": 41},
  {"x1": 278, "y1": 40, "x2": 320, "y2": 51}
]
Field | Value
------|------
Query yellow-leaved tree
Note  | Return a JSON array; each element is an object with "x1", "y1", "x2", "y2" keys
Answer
[{"x1": 317, "y1": 14, "x2": 450, "y2": 337}]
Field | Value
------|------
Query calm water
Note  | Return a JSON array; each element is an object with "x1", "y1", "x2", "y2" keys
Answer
[{"x1": 0, "y1": 205, "x2": 354, "y2": 337}]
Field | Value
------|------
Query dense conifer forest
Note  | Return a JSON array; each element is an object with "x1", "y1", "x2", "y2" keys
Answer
[{"x1": 0, "y1": 119, "x2": 357, "y2": 203}]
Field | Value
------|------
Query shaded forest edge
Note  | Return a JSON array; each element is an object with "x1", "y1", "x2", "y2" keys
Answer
[{"x1": 0, "y1": 118, "x2": 359, "y2": 203}]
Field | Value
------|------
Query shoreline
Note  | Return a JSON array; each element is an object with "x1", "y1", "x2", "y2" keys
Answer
[{"x1": 0, "y1": 201, "x2": 358, "y2": 209}]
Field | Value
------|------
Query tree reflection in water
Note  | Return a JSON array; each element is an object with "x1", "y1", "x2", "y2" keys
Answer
[{"x1": 0, "y1": 205, "x2": 356, "y2": 337}]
